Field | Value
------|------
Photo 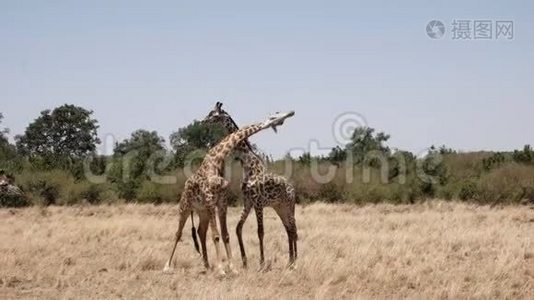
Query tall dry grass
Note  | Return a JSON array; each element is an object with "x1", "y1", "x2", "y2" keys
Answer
[{"x1": 1, "y1": 202, "x2": 533, "y2": 299}]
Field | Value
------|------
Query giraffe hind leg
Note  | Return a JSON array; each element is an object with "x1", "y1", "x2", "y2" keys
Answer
[
  {"x1": 290, "y1": 200, "x2": 298, "y2": 264},
  {"x1": 274, "y1": 204, "x2": 297, "y2": 267},
  {"x1": 254, "y1": 206, "x2": 265, "y2": 269},
  {"x1": 163, "y1": 208, "x2": 190, "y2": 273},
  {"x1": 197, "y1": 212, "x2": 210, "y2": 269},
  {"x1": 236, "y1": 200, "x2": 253, "y2": 268}
]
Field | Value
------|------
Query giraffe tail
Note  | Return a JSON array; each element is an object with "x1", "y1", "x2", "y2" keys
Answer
[{"x1": 190, "y1": 212, "x2": 200, "y2": 253}]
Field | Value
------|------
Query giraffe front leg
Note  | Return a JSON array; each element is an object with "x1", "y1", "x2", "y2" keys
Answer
[
  {"x1": 218, "y1": 203, "x2": 238, "y2": 275},
  {"x1": 208, "y1": 207, "x2": 226, "y2": 277}
]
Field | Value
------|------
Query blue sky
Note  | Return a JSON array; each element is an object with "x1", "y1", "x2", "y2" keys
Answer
[{"x1": 1, "y1": 1, "x2": 533, "y2": 157}]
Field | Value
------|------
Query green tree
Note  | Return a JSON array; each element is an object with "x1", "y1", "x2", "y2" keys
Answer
[
  {"x1": 417, "y1": 147, "x2": 449, "y2": 197},
  {"x1": 0, "y1": 113, "x2": 23, "y2": 172},
  {"x1": 0, "y1": 113, "x2": 8, "y2": 142},
  {"x1": 110, "y1": 130, "x2": 167, "y2": 200},
  {"x1": 169, "y1": 121, "x2": 225, "y2": 167},
  {"x1": 346, "y1": 127, "x2": 391, "y2": 163},
  {"x1": 512, "y1": 145, "x2": 534, "y2": 164},
  {"x1": 15, "y1": 104, "x2": 100, "y2": 169},
  {"x1": 482, "y1": 152, "x2": 507, "y2": 171},
  {"x1": 298, "y1": 152, "x2": 312, "y2": 165},
  {"x1": 327, "y1": 146, "x2": 347, "y2": 164},
  {"x1": 388, "y1": 150, "x2": 416, "y2": 181}
]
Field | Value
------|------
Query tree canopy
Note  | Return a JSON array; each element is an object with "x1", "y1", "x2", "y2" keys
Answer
[
  {"x1": 114, "y1": 129, "x2": 165, "y2": 158},
  {"x1": 346, "y1": 127, "x2": 390, "y2": 159},
  {"x1": 15, "y1": 104, "x2": 100, "y2": 160},
  {"x1": 169, "y1": 120, "x2": 226, "y2": 166},
  {"x1": 327, "y1": 126, "x2": 391, "y2": 164},
  {"x1": 110, "y1": 129, "x2": 167, "y2": 200},
  {"x1": 0, "y1": 113, "x2": 23, "y2": 171},
  {"x1": 0, "y1": 113, "x2": 8, "y2": 143}
]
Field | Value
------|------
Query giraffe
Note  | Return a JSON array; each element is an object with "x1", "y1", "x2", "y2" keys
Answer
[
  {"x1": 0, "y1": 170, "x2": 23, "y2": 196},
  {"x1": 204, "y1": 102, "x2": 298, "y2": 268},
  {"x1": 164, "y1": 110, "x2": 295, "y2": 276}
]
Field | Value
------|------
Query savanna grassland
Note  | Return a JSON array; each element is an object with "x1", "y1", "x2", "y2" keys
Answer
[{"x1": 1, "y1": 202, "x2": 533, "y2": 299}]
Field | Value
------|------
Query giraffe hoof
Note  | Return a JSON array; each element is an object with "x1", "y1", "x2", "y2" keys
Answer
[
  {"x1": 163, "y1": 262, "x2": 174, "y2": 274},
  {"x1": 258, "y1": 261, "x2": 272, "y2": 273},
  {"x1": 287, "y1": 262, "x2": 297, "y2": 270},
  {"x1": 216, "y1": 265, "x2": 227, "y2": 278},
  {"x1": 227, "y1": 264, "x2": 239, "y2": 276},
  {"x1": 216, "y1": 270, "x2": 227, "y2": 278}
]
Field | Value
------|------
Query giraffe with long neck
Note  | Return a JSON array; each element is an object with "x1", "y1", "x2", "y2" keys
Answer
[
  {"x1": 204, "y1": 102, "x2": 298, "y2": 268},
  {"x1": 164, "y1": 110, "x2": 295, "y2": 276}
]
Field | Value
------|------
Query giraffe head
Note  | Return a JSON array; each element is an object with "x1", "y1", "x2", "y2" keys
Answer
[
  {"x1": 204, "y1": 101, "x2": 261, "y2": 162},
  {"x1": 261, "y1": 111, "x2": 295, "y2": 133},
  {"x1": 203, "y1": 101, "x2": 233, "y2": 126}
]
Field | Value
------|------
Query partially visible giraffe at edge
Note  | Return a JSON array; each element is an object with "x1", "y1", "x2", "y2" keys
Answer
[
  {"x1": 204, "y1": 102, "x2": 298, "y2": 268},
  {"x1": 164, "y1": 109, "x2": 295, "y2": 276},
  {"x1": 0, "y1": 170, "x2": 23, "y2": 196}
]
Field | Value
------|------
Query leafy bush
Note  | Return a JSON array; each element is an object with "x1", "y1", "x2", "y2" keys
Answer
[
  {"x1": 478, "y1": 164, "x2": 534, "y2": 204},
  {"x1": 20, "y1": 171, "x2": 65, "y2": 205},
  {"x1": 512, "y1": 145, "x2": 534, "y2": 164},
  {"x1": 458, "y1": 180, "x2": 479, "y2": 201},
  {"x1": 15, "y1": 170, "x2": 109, "y2": 205},
  {"x1": 0, "y1": 190, "x2": 30, "y2": 207},
  {"x1": 482, "y1": 153, "x2": 507, "y2": 171},
  {"x1": 417, "y1": 152, "x2": 449, "y2": 197},
  {"x1": 318, "y1": 182, "x2": 344, "y2": 203},
  {"x1": 137, "y1": 181, "x2": 182, "y2": 204},
  {"x1": 137, "y1": 181, "x2": 163, "y2": 204},
  {"x1": 61, "y1": 182, "x2": 106, "y2": 205},
  {"x1": 82, "y1": 184, "x2": 103, "y2": 205},
  {"x1": 3, "y1": 111, "x2": 534, "y2": 207}
]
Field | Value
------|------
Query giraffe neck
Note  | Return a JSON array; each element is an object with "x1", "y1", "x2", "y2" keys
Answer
[
  {"x1": 204, "y1": 124, "x2": 266, "y2": 175},
  {"x1": 219, "y1": 116, "x2": 266, "y2": 178}
]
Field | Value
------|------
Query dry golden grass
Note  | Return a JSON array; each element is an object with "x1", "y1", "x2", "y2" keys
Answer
[{"x1": 1, "y1": 202, "x2": 534, "y2": 299}]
